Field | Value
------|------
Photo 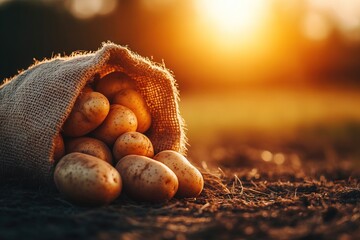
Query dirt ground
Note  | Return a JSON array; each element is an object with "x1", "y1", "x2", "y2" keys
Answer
[{"x1": 1, "y1": 130, "x2": 359, "y2": 240}]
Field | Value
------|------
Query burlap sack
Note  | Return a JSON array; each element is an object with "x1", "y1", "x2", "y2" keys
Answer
[{"x1": 0, "y1": 42, "x2": 187, "y2": 185}]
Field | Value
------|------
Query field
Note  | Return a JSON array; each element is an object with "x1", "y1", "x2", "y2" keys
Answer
[{"x1": 1, "y1": 87, "x2": 359, "y2": 240}]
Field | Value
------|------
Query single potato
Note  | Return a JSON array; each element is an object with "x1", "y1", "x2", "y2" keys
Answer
[
  {"x1": 115, "y1": 155, "x2": 178, "y2": 203},
  {"x1": 62, "y1": 91, "x2": 110, "y2": 137},
  {"x1": 65, "y1": 137, "x2": 113, "y2": 164},
  {"x1": 113, "y1": 89, "x2": 151, "y2": 133},
  {"x1": 154, "y1": 150, "x2": 204, "y2": 198},
  {"x1": 91, "y1": 104, "x2": 138, "y2": 146},
  {"x1": 53, "y1": 133, "x2": 65, "y2": 163},
  {"x1": 113, "y1": 132, "x2": 154, "y2": 163},
  {"x1": 54, "y1": 152, "x2": 122, "y2": 206},
  {"x1": 95, "y1": 71, "x2": 136, "y2": 101}
]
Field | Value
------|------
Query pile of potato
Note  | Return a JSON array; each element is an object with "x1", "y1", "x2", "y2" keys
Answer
[{"x1": 53, "y1": 72, "x2": 204, "y2": 206}]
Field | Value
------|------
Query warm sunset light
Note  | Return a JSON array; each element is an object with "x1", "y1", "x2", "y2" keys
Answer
[
  {"x1": 302, "y1": 11, "x2": 332, "y2": 41},
  {"x1": 195, "y1": 0, "x2": 268, "y2": 38},
  {"x1": 305, "y1": 0, "x2": 360, "y2": 42},
  {"x1": 65, "y1": 0, "x2": 117, "y2": 19},
  {"x1": 307, "y1": 0, "x2": 360, "y2": 31},
  {"x1": 1, "y1": 1, "x2": 360, "y2": 239}
]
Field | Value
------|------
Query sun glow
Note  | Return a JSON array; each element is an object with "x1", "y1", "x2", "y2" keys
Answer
[{"x1": 195, "y1": 0, "x2": 268, "y2": 36}]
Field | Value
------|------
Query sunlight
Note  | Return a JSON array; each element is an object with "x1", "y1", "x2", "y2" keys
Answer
[
  {"x1": 66, "y1": 0, "x2": 117, "y2": 19},
  {"x1": 302, "y1": 11, "x2": 331, "y2": 41},
  {"x1": 261, "y1": 151, "x2": 273, "y2": 162},
  {"x1": 274, "y1": 153, "x2": 285, "y2": 165},
  {"x1": 307, "y1": 0, "x2": 360, "y2": 31},
  {"x1": 195, "y1": 0, "x2": 268, "y2": 36},
  {"x1": 140, "y1": 0, "x2": 176, "y2": 11},
  {"x1": 0, "y1": 0, "x2": 9, "y2": 6}
]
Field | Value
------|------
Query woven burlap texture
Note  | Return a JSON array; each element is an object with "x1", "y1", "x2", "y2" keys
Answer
[{"x1": 0, "y1": 42, "x2": 187, "y2": 185}]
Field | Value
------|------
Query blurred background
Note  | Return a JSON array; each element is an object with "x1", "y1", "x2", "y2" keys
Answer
[{"x1": 1, "y1": 0, "x2": 359, "y2": 168}]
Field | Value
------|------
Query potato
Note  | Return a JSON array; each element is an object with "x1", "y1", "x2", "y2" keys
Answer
[
  {"x1": 153, "y1": 150, "x2": 204, "y2": 198},
  {"x1": 113, "y1": 89, "x2": 151, "y2": 133},
  {"x1": 54, "y1": 152, "x2": 122, "y2": 206},
  {"x1": 115, "y1": 155, "x2": 178, "y2": 203},
  {"x1": 62, "y1": 91, "x2": 110, "y2": 137},
  {"x1": 91, "y1": 104, "x2": 138, "y2": 146},
  {"x1": 95, "y1": 71, "x2": 136, "y2": 101},
  {"x1": 113, "y1": 132, "x2": 154, "y2": 163},
  {"x1": 53, "y1": 133, "x2": 65, "y2": 163},
  {"x1": 65, "y1": 137, "x2": 113, "y2": 164}
]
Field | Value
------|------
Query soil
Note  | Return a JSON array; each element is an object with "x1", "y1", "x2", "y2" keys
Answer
[{"x1": 0, "y1": 136, "x2": 359, "y2": 240}]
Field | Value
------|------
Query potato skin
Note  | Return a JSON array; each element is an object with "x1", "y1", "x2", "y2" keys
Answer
[
  {"x1": 115, "y1": 155, "x2": 178, "y2": 203},
  {"x1": 154, "y1": 150, "x2": 204, "y2": 198},
  {"x1": 91, "y1": 104, "x2": 138, "y2": 146},
  {"x1": 65, "y1": 137, "x2": 113, "y2": 164},
  {"x1": 113, "y1": 132, "x2": 154, "y2": 163},
  {"x1": 62, "y1": 91, "x2": 110, "y2": 137},
  {"x1": 113, "y1": 89, "x2": 151, "y2": 133},
  {"x1": 53, "y1": 133, "x2": 65, "y2": 163},
  {"x1": 95, "y1": 72, "x2": 136, "y2": 101},
  {"x1": 54, "y1": 153, "x2": 122, "y2": 206}
]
